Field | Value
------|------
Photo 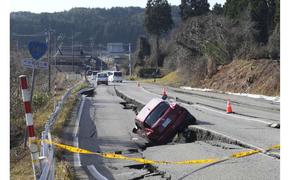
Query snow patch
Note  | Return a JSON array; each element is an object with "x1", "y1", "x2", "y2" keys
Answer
[
  {"x1": 180, "y1": 86, "x2": 215, "y2": 92},
  {"x1": 180, "y1": 86, "x2": 280, "y2": 103},
  {"x1": 226, "y1": 92, "x2": 280, "y2": 102}
]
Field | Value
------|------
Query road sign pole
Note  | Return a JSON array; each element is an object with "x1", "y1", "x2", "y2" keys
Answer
[
  {"x1": 30, "y1": 68, "x2": 36, "y2": 102},
  {"x1": 72, "y1": 31, "x2": 74, "y2": 72},
  {"x1": 19, "y1": 75, "x2": 42, "y2": 179},
  {"x1": 129, "y1": 43, "x2": 132, "y2": 76},
  {"x1": 48, "y1": 30, "x2": 52, "y2": 93}
]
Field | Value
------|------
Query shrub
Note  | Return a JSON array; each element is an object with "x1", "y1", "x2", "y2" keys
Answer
[
  {"x1": 137, "y1": 68, "x2": 163, "y2": 78},
  {"x1": 32, "y1": 93, "x2": 50, "y2": 109}
]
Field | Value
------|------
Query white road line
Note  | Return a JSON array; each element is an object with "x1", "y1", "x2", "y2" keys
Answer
[
  {"x1": 193, "y1": 104, "x2": 272, "y2": 125},
  {"x1": 87, "y1": 165, "x2": 108, "y2": 180},
  {"x1": 73, "y1": 137, "x2": 81, "y2": 167},
  {"x1": 73, "y1": 95, "x2": 86, "y2": 167},
  {"x1": 141, "y1": 86, "x2": 272, "y2": 125},
  {"x1": 141, "y1": 86, "x2": 160, "y2": 97}
]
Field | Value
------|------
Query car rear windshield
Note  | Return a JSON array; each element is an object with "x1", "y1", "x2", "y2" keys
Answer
[
  {"x1": 114, "y1": 72, "x2": 122, "y2": 76},
  {"x1": 144, "y1": 102, "x2": 169, "y2": 127},
  {"x1": 98, "y1": 73, "x2": 107, "y2": 77},
  {"x1": 87, "y1": 71, "x2": 92, "y2": 75}
]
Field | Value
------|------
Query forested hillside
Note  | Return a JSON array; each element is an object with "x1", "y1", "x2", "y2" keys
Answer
[
  {"x1": 133, "y1": 0, "x2": 280, "y2": 95},
  {"x1": 10, "y1": 6, "x2": 180, "y2": 47},
  {"x1": 10, "y1": 0, "x2": 280, "y2": 95}
]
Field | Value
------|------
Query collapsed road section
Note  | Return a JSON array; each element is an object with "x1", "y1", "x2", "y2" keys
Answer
[
  {"x1": 114, "y1": 82, "x2": 280, "y2": 151},
  {"x1": 114, "y1": 85, "x2": 280, "y2": 157},
  {"x1": 113, "y1": 83, "x2": 280, "y2": 179}
]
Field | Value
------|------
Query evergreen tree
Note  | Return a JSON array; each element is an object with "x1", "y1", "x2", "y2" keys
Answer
[
  {"x1": 224, "y1": 0, "x2": 275, "y2": 44},
  {"x1": 250, "y1": 0, "x2": 269, "y2": 44},
  {"x1": 224, "y1": 0, "x2": 249, "y2": 19},
  {"x1": 179, "y1": 0, "x2": 210, "y2": 20},
  {"x1": 274, "y1": 0, "x2": 280, "y2": 26},
  {"x1": 267, "y1": 0, "x2": 276, "y2": 32},
  {"x1": 192, "y1": 0, "x2": 210, "y2": 16},
  {"x1": 212, "y1": 3, "x2": 224, "y2": 15},
  {"x1": 179, "y1": 0, "x2": 193, "y2": 20},
  {"x1": 144, "y1": 0, "x2": 173, "y2": 67}
]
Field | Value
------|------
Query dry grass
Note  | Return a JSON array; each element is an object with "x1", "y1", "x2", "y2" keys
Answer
[
  {"x1": 10, "y1": 80, "x2": 89, "y2": 179},
  {"x1": 140, "y1": 71, "x2": 187, "y2": 87},
  {"x1": 10, "y1": 149, "x2": 34, "y2": 180},
  {"x1": 202, "y1": 59, "x2": 280, "y2": 96},
  {"x1": 54, "y1": 161, "x2": 74, "y2": 180}
]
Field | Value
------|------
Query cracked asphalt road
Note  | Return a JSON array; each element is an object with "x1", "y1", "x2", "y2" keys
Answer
[{"x1": 71, "y1": 81, "x2": 279, "y2": 179}]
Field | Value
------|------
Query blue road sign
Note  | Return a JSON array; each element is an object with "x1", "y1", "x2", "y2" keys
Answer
[{"x1": 28, "y1": 41, "x2": 47, "y2": 60}]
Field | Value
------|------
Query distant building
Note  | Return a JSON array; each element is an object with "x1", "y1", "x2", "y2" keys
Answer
[
  {"x1": 107, "y1": 43, "x2": 124, "y2": 54},
  {"x1": 89, "y1": 57, "x2": 108, "y2": 71}
]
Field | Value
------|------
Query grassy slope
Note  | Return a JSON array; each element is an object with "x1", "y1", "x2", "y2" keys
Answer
[
  {"x1": 143, "y1": 59, "x2": 280, "y2": 96},
  {"x1": 201, "y1": 59, "x2": 280, "y2": 96}
]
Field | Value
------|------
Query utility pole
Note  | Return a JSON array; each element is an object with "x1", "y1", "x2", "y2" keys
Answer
[
  {"x1": 90, "y1": 38, "x2": 94, "y2": 71},
  {"x1": 47, "y1": 29, "x2": 54, "y2": 93},
  {"x1": 100, "y1": 52, "x2": 103, "y2": 71},
  {"x1": 90, "y1": 38, "x2": 94, "y2": 57},
  {"x1": 16, "y1": 40, "x2": 19, "y2": 53},
  {"x1": 129, "y1": 43, "x2": 132, "y2": 76},
  {"x1": 72, "y1": 31, "x2": 74, "y2": 72}
]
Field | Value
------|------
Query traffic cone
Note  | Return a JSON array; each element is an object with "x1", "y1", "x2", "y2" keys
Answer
[
  {"x1": 162, "y1": 88, "x2": 168, "y2": 100},
  {"x1": 226, "y1": 99, "x2": 233, "y2": 113}
]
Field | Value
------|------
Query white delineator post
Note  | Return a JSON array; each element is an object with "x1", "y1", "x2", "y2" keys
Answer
[
  {"x1": 19, "y1": 75, "x2": 41, "y2": 179},
  {"x1": 54, "y1": 81, "x2": 57, "y2": 109}
]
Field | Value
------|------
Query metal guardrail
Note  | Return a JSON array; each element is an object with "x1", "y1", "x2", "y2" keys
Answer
[{"x1": 39, "y1": 82, "x2": 81, "y2": 180}]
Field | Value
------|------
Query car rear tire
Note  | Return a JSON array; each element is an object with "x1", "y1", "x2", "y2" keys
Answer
[
  {"x1": 186, "y1": 112, "x2": 197, "y2": 125},
  {"x1": 182, "y1": 128, "x2": 196, "y2": 143}
]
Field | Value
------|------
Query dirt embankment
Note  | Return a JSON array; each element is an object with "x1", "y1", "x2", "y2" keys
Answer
[{"x1": 201, "y1": 59, "x2": 280, "y2": 96}]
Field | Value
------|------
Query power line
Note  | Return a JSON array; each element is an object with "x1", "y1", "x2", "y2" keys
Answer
[{"x1": 11, "y1": 32, "x2": 46, "y2": 37}]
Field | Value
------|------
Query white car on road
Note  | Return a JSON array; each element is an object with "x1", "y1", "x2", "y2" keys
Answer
[
  {"x1": 108, "y1": 71, "x2": 123, "y2": 83},
  {"x1": 97, "y1": 72, "x2": 108, "y2": 85}
]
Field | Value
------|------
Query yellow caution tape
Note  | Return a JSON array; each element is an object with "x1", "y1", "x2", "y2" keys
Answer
[
  {"x1": 41, "y1": 139, "x2": 97, "y2": 155},
  {"x1": 231, "y1": 149, "x2": 261, "y2": 158},
  {"x1": 174, "y1": 159, "x2": 219, "y2": 164},
  {"x1": 266, "y1": 144, "x2": 280, "y2": 151},
  {"x1": 34, "y1": 140, "x2": 280, "y2": 165}
]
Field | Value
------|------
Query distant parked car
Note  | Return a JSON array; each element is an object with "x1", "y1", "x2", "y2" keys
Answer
[
  {"x1": 97, "y1": 73, "x2": 108, "y2": 85},
  {"x1": 132, "y1": 98, "x2": 196, "y2": 145}
]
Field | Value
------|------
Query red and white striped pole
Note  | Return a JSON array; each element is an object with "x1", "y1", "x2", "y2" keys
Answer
[{"x1": 19, "y1": 75, "x2": 41, "y2": 179}]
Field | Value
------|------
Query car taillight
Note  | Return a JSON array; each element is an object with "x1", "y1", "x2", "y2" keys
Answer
[
  {"x1": 170, "y1": 103, "x2": 176, "y2": 109},
  {"x1": 145, "y1": 128, "x2": 154, "y2": 136}
]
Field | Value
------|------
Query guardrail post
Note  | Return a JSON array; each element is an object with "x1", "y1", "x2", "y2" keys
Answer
[{"x1": 19, "y1": 75, "x2": 42, "y2": 179}]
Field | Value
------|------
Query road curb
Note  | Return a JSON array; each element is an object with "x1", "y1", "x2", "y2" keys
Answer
[{"x1": 114, "y1": 86, "x2": 144, "y2": 112}]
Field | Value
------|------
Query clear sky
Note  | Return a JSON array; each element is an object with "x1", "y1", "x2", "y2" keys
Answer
[{"x1": 10, "y1": 0, "x2": 226, "y2": 13}]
